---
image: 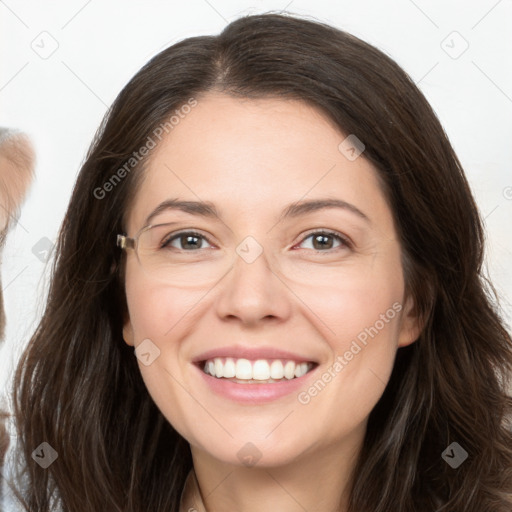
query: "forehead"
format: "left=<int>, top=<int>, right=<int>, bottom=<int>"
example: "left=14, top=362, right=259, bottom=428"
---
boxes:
left=126, top=93, right=393, bottom=234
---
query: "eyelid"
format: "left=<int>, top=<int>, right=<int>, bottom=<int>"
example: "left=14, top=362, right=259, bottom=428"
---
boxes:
left=163, top=229, right=217, bottom=249
left=161, top=227, right=353, bottom=252
left=294, top=229, right=353, bottom=250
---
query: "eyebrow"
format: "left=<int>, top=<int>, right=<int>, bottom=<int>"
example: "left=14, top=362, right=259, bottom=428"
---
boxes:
left=144, top=198, right=371, bottom=227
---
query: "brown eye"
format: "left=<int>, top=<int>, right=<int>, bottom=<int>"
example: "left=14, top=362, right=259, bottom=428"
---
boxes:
left=296, top=231, right=351, bottom=251
left=162, top=231, right=213, bottom=251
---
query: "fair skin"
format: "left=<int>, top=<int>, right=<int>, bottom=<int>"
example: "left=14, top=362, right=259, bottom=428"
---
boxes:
left=122, top=93, right=422, bottom=512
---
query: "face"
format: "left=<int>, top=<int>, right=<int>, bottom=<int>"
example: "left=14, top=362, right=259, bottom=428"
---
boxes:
left=122, top=93, right=421, bottom=468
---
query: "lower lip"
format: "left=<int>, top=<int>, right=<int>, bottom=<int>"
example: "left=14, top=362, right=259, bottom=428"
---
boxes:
left=194, top=363, right=318, bottom=404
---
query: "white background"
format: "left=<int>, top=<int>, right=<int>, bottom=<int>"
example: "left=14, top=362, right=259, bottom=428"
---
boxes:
left=1, top=0, right=511, bottom=403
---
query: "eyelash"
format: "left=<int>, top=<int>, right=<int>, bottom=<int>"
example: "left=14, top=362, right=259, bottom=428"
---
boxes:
left=162, top=229, right=352, bottom=252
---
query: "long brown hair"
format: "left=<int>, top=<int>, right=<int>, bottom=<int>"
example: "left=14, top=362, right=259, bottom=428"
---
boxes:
left=9, top=13, right=512, bottom=511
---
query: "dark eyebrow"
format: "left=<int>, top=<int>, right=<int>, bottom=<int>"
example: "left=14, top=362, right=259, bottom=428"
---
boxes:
left=145, top=199, right=220, bottom=226
left=279, top=198, right=370, bottom=224
left=144, top=197, right=370, bottom=227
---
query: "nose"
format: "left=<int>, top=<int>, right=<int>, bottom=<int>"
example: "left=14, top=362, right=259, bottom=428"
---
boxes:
left=215, top=240, right=292, bottom=327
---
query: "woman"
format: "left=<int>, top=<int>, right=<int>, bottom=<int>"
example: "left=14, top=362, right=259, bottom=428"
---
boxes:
left=8, top=12, right=512, bottom=512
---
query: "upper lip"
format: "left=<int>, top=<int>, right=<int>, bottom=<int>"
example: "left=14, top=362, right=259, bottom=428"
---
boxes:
left=192, top=345, right=318, bottom=364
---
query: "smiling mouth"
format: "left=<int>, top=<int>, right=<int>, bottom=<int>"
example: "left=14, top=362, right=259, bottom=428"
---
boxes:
left=198, top=357, right=318, bottom=384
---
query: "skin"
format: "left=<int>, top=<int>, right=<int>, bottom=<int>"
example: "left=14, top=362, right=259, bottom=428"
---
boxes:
left=122, top=93, right=422, bottom=512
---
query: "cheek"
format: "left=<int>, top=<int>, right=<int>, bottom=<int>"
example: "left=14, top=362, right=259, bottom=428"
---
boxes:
left=288, top=255, right=404, bottom=352
left=124, top=258, right=204, bottom=342
left=290, top=254, right=405, bottom=415
left=123, top=269, right=204, bottom=436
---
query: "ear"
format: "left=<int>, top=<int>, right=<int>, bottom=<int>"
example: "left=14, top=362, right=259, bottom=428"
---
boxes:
left=122, top=317, right=135, bottom=347
left=397, top=294, right=425, bottom=348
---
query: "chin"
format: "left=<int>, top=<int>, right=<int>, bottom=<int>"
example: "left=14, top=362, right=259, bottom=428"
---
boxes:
left=190, top=431, right=314, bottom=470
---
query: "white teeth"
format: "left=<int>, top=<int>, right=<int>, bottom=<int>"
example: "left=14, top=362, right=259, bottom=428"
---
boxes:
left=235, top=359, right=252, bottom=379
left=270, top=360, right=284, bottom=379
left=202, top=357, right=314, bottom=381
left=223, top=357, right=236, bottom=378
left=253, top=360, right=270, bottom=380
left=284, top=361, right=295, bottom=379
left=294, top=362, right=309, bottom=378
left=214, top=358, right=223, bottom=378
